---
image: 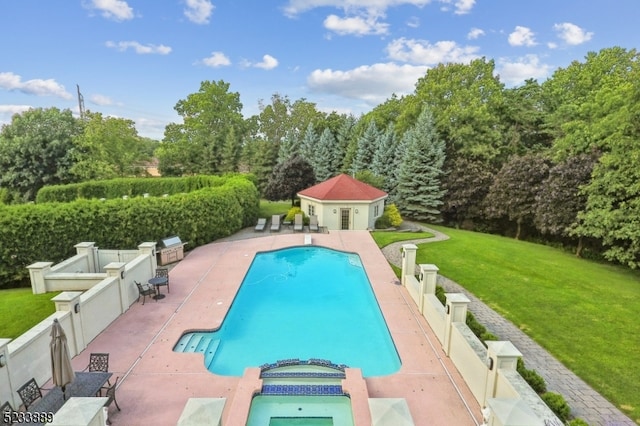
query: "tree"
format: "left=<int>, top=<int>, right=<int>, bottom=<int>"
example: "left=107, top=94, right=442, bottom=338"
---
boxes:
left=71, top=112, right=147, bottom=180
left=442, top=156, right=496, bottom=228
left=159, top=80, right=244, bottom=174
left=352, top=120, right=379, bottom=174
left=299, top=123, right=319, bottom=174
left=264, top=154, right=316, bottom=205
left=484, top=153, right=551, bottom=239
left=394, top=107, right=446, bottom=221
left=315, top=128, right=336, bottom=182
left=371, top=123, right=397, bottom=192
left=534, top=153, right=598, bottom=255
left=336, top=115, right=357, bottom=173
left=219, top=127, right=241, bottom=172
left=0, top=107, right=81, bottom=201
left=277, top=130, right=299, bottom=164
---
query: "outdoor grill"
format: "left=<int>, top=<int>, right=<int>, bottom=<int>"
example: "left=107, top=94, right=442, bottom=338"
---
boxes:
left=157, top=236, right=187, bottom=266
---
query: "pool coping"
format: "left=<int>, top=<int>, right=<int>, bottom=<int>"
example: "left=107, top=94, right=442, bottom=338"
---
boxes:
left=69, top=231, right=482, bottom=425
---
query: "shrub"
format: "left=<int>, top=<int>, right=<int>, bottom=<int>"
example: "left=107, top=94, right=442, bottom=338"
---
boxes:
left=541, top=392, right=571, bottom=422
left=435, top=285, right=447, bottom=306
left=285, top=207, right=307, bottom=224
left=375, top=203, right=403, bottom=229
left=567, top=418, right=589, bottom=426
left=517, top=358, right=548, bottom=394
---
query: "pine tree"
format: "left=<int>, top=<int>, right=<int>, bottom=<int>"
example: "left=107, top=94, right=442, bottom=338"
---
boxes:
left=219, top=127, right=240, bottom=172
left=315, top=128, right=336, bottom=181
left=277, top=129, right=299, bottom=164
left=395, top=107, right=446, bottom=221
left=299, top=123, right=318, bottom=172
left=337, top=115, right=357, bottom=173
left=371, top=123, right=396, bottom=192
left=352, top=120, right=379, bottom=174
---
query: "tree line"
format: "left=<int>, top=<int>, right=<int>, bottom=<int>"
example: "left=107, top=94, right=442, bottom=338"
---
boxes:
left=1, top=46, right=639, bottom=268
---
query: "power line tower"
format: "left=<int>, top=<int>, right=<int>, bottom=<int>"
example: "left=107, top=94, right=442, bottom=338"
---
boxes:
left=77, top=84, right=86, bottom=119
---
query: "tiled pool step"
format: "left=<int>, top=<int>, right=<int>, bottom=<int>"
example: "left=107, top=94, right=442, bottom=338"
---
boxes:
left=260, top=371, right=346, bottom=379
left=173, top=332, right=220, bottom=369
left=261, top=384, right=344, bottom=396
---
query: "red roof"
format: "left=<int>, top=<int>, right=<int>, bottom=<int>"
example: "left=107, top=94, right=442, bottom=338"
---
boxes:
left=298, top=174, right=388, bottom=201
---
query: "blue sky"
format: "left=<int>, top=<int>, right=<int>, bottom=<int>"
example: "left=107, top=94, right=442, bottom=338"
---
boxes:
left=1, top=0, right=639, bottom=140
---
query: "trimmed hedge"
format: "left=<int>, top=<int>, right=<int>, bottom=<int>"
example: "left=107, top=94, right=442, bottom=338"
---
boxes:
left=34, top=174, right=256, bottom=203
left=0, top=175, right=259, bottom=289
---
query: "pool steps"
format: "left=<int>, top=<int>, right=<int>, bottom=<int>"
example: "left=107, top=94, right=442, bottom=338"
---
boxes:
left=173, top=332, right=220, bottom=369
left=261, top=384, right=344, bottom=396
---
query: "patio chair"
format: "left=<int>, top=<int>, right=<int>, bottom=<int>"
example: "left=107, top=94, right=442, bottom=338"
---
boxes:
left=16, top=378, right=43, bottom=411
left=293, top=213, right=304, bottom=232
left=135, top=281, right=157, bottom=305
left=309, top=215, right=319, bottom=232
left=103, top=377, right=121, bottom=424
left=270, top=215, right=281, bottom=232
left=254, top=217, right=267, bottom=232
left=1, top=401, right=15, bottom=426
left=84, top=353, right=111, bottom=391
left=155, top=268, right=170, bottom=293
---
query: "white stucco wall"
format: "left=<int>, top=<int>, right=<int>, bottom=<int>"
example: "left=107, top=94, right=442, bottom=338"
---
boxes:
left=299, top=197, right=386, bottom=230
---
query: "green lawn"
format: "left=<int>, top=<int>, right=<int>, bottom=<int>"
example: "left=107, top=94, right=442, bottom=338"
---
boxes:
left=406, top=225, right=640, bottom=422
left=370, top=230, right=434, bottom=248
left=0, top=288, right=61, bottom=339
left=259, top=200, right=291, bottom=218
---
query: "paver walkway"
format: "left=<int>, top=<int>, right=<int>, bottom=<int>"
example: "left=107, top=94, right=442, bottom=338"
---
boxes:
left=380, top=223, right=635, bottom=426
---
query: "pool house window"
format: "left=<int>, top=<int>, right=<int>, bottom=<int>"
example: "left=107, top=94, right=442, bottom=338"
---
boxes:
left=308, top=204, right=315, bottom=216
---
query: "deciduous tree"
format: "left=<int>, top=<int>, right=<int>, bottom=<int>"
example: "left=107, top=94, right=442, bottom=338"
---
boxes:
left=264, top=154, right=316, bottom=205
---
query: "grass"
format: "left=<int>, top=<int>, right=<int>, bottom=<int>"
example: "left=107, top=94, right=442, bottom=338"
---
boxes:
left=259, top=200, right=291, bottom=218
left=0, top=288, right=61, bottom=339
left=370, top=230, right=434, bottom=248
left=406, top=224, right=640, bottom=423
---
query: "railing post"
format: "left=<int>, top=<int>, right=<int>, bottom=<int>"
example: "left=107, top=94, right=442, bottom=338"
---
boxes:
left=138, top=242, right=158, bottom=275
left=27, top=261, right=53, bottom=294
left=483, top=341, right=522, bottom=406
left=52, top=291, right=85, bottom=355
left=400, top=244, right=418, bottom=286
left=74, top=242, right=97, bottom=272
left=419, top=264, right=439, bottom=295
left=104, top=262, right=127, bottom=314
left=443, top=293, right=470, bottom=356
left=0, top=338, right=16, bottom=410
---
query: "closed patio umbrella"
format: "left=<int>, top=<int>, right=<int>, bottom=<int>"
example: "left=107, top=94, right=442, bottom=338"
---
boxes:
left=50, top=319, right=75, bottom=398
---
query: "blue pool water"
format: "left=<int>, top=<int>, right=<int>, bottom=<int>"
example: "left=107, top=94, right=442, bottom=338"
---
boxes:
left=174, top=246, right=401, bottom=377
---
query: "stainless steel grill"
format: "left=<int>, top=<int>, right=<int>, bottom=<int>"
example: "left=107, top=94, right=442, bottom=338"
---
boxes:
left=157, top=236, right=187, bottom=266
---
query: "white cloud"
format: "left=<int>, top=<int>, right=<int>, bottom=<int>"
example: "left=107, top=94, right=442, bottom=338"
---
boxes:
left=85, top=0, right=134, bottom=21
left=254, top=55, right=279, bottom=70
left=283, top=0, right=474, bottom=17
left=184, top=0, right=214, bottom=25
left=497, top=54, right=551, bottom=86
left=0, top=105, right=32, bottom=115
left=89, top=94, right=114, bottom=106
left=307, top=62, right=428, bottom=105
left=0, top=72, right=72, bottom=99
left=547, top=42, right=558, bottom=49
left=202, top=51, right=231, bottom=67
left=508, top=26, right=537, bottom=47
left=386, top=37, right=480, bottom=65
left=324, top=14, right=389, bottom=36
left=467, top=27, right=484, bottom=40
left=554, top=22, right=593, bottom=45
left=406, top=16, right=420, bottom=28
left=105, top=41, right=172, bottom=55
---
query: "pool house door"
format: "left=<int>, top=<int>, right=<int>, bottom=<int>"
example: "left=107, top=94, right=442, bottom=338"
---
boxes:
left=340, top=208, right=351, bottom=230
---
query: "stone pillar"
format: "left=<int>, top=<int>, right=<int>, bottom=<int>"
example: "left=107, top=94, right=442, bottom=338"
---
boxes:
left=400, top=244, right=418, bottom=286
left=74, top=242, right=97, bottom=273
left=483, top=341, right=522, bottom=406
left=138, top=242, right=157, bottom=274
left=104, top=262, right=127, bottom=314
left=52, top=291, right=85, bottom=355
left=419, top=264, right=439, bottom=295
left=0, top=338, right=16, bottom=409
left=27, top=261, right=53, bottom=294
left=443, top=293, right=470, bottom=356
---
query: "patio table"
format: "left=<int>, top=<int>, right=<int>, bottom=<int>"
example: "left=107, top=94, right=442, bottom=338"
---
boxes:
left=149, top=276, right=168, bottom=299
left=25, top=372, right=112, bottom=425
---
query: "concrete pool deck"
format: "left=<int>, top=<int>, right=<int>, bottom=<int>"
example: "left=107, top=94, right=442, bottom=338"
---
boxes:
left=70, top=230, right=482, bottom=425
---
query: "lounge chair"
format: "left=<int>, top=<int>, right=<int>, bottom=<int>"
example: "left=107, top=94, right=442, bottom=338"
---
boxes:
left=255, top=218, right=267, bottom=232
left=270, top=215, right=281, bottom=232
left=293, top=213, right=303, bottom=232
left=309, top=215, right=319, bottom=232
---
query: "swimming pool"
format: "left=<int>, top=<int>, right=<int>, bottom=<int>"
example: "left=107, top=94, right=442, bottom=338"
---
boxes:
left=174, top=246, right=401, bottom=377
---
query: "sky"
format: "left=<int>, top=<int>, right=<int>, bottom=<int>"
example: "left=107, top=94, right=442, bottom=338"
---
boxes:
left=1, top=0, right=639, bottom=140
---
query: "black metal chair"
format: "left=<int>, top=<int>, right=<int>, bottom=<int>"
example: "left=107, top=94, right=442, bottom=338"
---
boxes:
left=84, top=353, right=111, bottom=391
left=16, top=378, right=43, bottom=411
left=155, top=268, right=170, bottom=293
left=135, top=281, right=157, bottom=305
left=103, top=377, right=120, bottom=424
left=1, top=401, right=15, bottom=426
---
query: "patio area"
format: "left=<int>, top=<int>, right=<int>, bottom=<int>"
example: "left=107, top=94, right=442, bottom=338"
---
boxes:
left=69, top=230, right=482, bottom=425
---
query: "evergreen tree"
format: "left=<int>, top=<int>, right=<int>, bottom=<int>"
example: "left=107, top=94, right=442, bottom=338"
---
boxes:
left=337, top=115, right=357, bottom=173
left=352, top=120, right=379, bottom=174
left=299, top=123, right=318, bottom=173
left=394, top=107, right=446, bottom=221
left=371, top=123, right=396, bottom=192
left=277, top=129, right=299, bottom=164
left=219, top=127, right=240, bottom=172
left=315, top=128, right=336, bottom=181
left=388, top=127, right=410, bottom=202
